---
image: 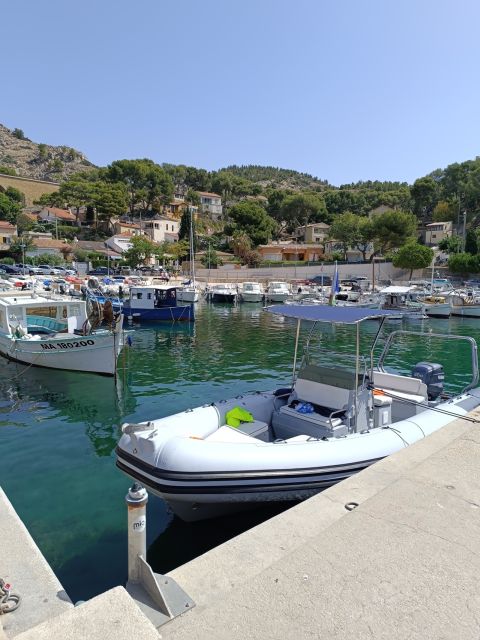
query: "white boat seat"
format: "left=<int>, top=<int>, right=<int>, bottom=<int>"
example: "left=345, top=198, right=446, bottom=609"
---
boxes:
left=373, top=394, right=393, bottom=407
left=372, top=371, right=427, bottom=405
left=292, top=364, right=362, bottom=411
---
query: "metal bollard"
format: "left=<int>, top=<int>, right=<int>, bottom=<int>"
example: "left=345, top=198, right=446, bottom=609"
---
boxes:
left=126, top=482, right=148, bottom=583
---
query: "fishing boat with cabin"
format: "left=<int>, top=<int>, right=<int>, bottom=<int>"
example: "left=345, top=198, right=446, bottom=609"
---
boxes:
left=116, top=305, right=480, bottom=521
left=123, top=285, right=194, bottom=322
left=0, top=290, right=123, bottom=375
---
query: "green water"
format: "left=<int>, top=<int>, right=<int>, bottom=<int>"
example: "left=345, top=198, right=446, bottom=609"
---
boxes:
left=0, top=303, right=478, bottom=602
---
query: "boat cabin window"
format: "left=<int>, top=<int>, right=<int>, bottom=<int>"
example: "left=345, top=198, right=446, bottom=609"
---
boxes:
left=135, top=292, right=143, bottom=300
left=154, top=288, right=176, bottom=307
left=26, top=306, right=59, bottom=318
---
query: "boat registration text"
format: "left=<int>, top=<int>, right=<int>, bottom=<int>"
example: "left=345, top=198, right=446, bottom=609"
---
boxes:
left=41, top=339, right=95, bottom=350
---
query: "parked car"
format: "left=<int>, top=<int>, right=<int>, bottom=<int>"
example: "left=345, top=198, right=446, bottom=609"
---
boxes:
left=0, top=264, right=22, bottom=274
left=36, top=264, right=63, bottom=275
left=55, top=266, right=77, bottom=276
left=88, top=267, right=109, bottom=276
left=307, top=274, right=333, bottom=287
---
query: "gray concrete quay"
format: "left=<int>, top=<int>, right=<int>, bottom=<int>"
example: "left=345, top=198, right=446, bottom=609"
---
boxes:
left=2, top=409, right=480, bottom=638
left=0, top=487, right=72, bottom=638
left=163, top=410, right=480, bottom=639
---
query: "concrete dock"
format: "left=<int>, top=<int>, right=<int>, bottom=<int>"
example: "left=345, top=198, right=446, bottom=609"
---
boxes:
left=164, top=410, right=480, bottom=639
left=2, top=410, right=480, bottom=638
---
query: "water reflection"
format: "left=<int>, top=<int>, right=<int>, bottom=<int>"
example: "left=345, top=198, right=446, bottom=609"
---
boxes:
left=0, top=304, right=479, bottom=604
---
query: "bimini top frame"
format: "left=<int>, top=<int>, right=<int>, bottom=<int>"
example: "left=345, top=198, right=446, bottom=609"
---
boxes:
left=265, top=305, right=400, bottom=324
left=265, top=306, right=401, bottom=425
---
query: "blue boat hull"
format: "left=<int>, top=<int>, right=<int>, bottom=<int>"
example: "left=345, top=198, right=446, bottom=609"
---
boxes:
left=123, top=304, right=195, bottom=323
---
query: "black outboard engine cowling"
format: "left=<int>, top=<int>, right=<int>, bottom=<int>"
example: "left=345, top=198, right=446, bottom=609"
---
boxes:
left=411, top=362, right=444, bottom=400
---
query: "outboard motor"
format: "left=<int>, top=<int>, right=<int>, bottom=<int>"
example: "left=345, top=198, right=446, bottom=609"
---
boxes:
left=411, top=362, right=444, bottom=400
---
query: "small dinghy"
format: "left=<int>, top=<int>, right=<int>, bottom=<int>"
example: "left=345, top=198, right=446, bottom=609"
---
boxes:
left=116, top=305, right=480, bottom=521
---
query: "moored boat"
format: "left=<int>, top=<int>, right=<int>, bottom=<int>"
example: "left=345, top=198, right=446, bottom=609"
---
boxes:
left=123, top=285, right=194, bottom=322
left=116, top=305, right=480, bottom=521
left=265, top=281, right=291, bottom=303
left=207, top=284, right=238, bottom=304
left=449, top=293, right=480, bottom=318
left=240, top=282, right=264, bottom=303
left=421, top=295, right=452, bottom=318
left=0, top=290, right=123, bottom=375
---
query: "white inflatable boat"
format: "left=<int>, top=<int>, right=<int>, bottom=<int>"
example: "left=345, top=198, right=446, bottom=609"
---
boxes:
left=116, top=306, right=480, bottom=521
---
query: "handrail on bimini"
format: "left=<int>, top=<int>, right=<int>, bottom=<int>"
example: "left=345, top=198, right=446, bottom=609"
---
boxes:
left=377, top=330, right=479, bottom=393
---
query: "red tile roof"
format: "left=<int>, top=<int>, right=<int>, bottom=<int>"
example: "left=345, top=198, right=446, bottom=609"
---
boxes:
left=0, top=221, right=16, bottom=230
left=198, top=191, right=221, bottom=198
left=43, top=207, right=76, bottom=221
left=32, top=238, right=71, bottom=249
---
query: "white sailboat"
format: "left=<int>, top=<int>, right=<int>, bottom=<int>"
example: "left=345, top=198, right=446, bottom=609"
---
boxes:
left=176, top=207, right=200, bottom=303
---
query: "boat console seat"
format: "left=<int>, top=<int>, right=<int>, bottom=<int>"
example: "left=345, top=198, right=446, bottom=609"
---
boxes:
left=272, top=365, right=363, bottom=439
left=372, top=371, right=427, bottom=404
left=291, top=364, right=363, bottom=408
left=372, top=371, right=428, bottom=420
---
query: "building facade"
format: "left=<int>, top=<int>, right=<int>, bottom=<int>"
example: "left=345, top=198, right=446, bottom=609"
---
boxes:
left=198, top=192, right=223, bottom=219
left=142, top=216, right=179, bottom=243
left=424, top=221, right=453, bottom=246
left=0, top=221, right=17, bottom=250
left=293, top=222, right=330, bottom=243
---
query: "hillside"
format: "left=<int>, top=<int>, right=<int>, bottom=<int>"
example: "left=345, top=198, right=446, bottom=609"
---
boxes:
left=221, top=164, right=330, bottom=191
left=0, top=124, right=95, bottom=182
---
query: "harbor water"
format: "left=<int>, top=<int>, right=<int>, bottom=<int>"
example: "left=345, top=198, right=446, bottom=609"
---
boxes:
left=0, top=302, right=477, bottom=602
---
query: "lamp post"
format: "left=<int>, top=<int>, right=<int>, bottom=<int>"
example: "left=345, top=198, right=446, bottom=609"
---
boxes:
left=20, top=242, right=26, bottom=275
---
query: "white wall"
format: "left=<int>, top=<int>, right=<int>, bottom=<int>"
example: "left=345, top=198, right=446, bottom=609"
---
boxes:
left=195, top=262, right=418, bottom=283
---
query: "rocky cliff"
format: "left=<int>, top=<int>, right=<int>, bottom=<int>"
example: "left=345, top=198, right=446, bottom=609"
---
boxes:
left=0, top=124, right=95, bottom=182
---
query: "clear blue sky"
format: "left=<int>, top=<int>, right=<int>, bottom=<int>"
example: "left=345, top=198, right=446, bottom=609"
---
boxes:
left=2, top=0, right=480, bottom=185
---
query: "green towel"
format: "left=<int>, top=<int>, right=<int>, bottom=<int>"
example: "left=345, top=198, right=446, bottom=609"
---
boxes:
left=225, top=406, right=254, bottom=428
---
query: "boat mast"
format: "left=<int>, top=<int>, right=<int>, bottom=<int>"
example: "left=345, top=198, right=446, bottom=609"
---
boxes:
left=189, top=206, right=196, bottom=288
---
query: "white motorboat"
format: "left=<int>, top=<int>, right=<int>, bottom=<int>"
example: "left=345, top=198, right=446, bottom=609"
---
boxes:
left=449, top=293, right=480, bottom=318
left=116, top=305, right=480, bottom=521
left=176, top=284, right=200, bottom=303
left=207, top=284, right=238, bottom=304
left=265, top=281, right=291, bottom=303
left=0, top=290, right=124, bottom=375
left=240, top=282, right=264, bottom=303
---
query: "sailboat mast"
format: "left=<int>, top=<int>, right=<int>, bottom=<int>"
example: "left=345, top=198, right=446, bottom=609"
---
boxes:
left=189, top=206, right=196, bottom=286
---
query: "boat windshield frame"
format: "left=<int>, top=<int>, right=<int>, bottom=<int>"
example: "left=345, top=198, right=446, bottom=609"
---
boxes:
left=378, top=330, right=479, bottom=393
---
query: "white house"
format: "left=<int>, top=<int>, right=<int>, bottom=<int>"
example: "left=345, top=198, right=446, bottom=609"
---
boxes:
left=424, top=221, right=453, bottom=247
left=198, top=192, right=223, bottom=219
left=142, top=216, right=179, bottom=243
left=26, top=238, right=72, bottom=258
left=105, top=233, right=135, bottom=254
left=293, top=222, right=330, bottom=243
